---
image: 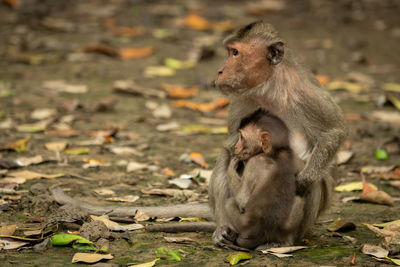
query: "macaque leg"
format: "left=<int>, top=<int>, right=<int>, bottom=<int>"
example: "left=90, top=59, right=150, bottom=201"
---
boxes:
left=224, top=198, right=265, bottom=249
left=209, top=148, right=237, bottom=247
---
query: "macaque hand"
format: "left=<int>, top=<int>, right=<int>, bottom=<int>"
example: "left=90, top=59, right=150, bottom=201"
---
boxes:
left=295, top=170, right=314, bottom=196
left=213, top=225, right=237, bottom=247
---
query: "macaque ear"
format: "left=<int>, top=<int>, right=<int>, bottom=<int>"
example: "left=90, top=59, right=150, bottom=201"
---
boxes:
left=260, top=131, right=272, bottom=153
left=267, top=41, right=284, bottom=65
left=235, top=132, right=244, bottom=154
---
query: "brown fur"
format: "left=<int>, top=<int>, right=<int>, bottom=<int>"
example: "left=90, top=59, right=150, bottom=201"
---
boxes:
left=210, top=21, right=347, bottom=248
left=224, top=111, right=303, bottom=249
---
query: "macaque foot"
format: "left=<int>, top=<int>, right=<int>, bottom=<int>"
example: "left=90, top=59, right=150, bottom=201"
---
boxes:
left=255, top=242, right=291, bottom=251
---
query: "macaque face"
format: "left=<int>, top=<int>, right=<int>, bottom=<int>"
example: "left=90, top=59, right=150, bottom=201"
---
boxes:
left=216, top=39, right=272, bottom=94
left=234, top=124, right=264, bottom=161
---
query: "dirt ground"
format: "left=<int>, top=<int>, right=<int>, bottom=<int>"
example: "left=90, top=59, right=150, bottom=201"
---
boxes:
left=0, top=0, right=400, bottom=266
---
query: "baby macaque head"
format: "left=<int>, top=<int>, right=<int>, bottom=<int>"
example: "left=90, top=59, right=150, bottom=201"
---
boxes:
left=234, top=123, right=272, bottom=161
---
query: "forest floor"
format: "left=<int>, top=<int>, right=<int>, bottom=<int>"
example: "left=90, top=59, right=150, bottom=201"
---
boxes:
left=0, top=0, right=400, bottom=266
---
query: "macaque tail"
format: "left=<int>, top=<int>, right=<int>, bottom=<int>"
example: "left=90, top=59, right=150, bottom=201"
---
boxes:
left=51, top=187, right=213, bottom=220
left=146, top=222, right=216, bottom=233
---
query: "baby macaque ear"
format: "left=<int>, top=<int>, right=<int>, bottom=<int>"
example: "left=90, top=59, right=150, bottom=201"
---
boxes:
left=235, top=131, right=244, bottom=154
left=267, top=41, right=284, bottom=65
left=260, top=131, right=271, bottom=153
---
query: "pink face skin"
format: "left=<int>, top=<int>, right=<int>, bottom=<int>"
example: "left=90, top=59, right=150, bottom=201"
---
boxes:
left=216, top=39, right=273, bottom=94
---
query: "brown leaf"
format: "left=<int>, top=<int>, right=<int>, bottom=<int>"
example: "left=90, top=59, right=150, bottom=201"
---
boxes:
left=164, top=236, right=196, bottom=244
left=189, top=152, right=209, bottom=168
left=0, top=136, right=30, bottom=152
left=46, top=129, right=79, bottom=137
left=111, top=26, right=145, bottom=37
left=360, top=244, right=388, bottom=259
left=0, top=225, right=17, bottom=235
left=45, top=141, right=68, bottom=151
left=71, top=253, right=113, bottom=264
left=360, top=191, right=394, bottom=206
left=118, top=47, right=154, bottom=60
left=327, top=217, right=356, bottom=232
left=4, top=0, right=20, bottom=9
left=83, top=44, right=119, bottom=57
left=371, top=168, right=400, bottom=180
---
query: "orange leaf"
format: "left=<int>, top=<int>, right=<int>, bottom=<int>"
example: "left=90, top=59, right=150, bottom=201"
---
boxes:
left=159, top=84, right=198, bottom=99
left=184, top=12, right=211, bottom=30
left=162, top=168, right=175, bottom=177
left=315, top=74, right=329, bottom=85
left=189, top=153, right=209, bottom=168
left=344, top=113, right=363, bottom=121
left=361, top=172, right=377, bottom=195
left=111, top=26, right=145, bottom=37
left=118, top=47, right=154, bottom=59
left=171, top=97, right=229, bottom=112
left=4, top=0, right=20, bottom=8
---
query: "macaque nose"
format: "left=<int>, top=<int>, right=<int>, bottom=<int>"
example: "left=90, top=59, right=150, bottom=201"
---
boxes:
left=218, top=70, right=223, bottom=75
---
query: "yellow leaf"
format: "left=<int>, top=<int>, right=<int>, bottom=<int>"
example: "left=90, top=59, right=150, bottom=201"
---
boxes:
left=64, top=147, right=90, bottom=155
left=119, top=47, right=154, bottom=59
left=383, top=83, right=400, bottom=93
left=2, top=136, right=30, bottom=152
left=9, top=170, right=64, bottom=180
left=171, top=98, right=229, bottom=112
left=164, top=58, right=196, bottom=69
left=326, top=81, right=367, bottom=93
left=129, top=259, right=159, bottom=267
left=335, top=181, right=377, bottom=192
left=388, top=257, right=400, bottom=266
left=388, top=95, right=400, bottom=110
left=179, top=217, right=206, bottom=222
left=144, top=66, right=176, bottom=77
left=372, top=219, right=400, bottom=228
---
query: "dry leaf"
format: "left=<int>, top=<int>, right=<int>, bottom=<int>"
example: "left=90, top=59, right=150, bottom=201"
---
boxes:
left=15, top=155, right=44, bottom=167
left=94, top=188, right=115, bottom=196
left=164, top=58, right=196, bottom=69
left=46, top=129, right=79, bottom=137
left=1, top=136, right=30, bottom=152
left=389, top=181, right=400, bottom=189
left=169, top=177, right=192, bottom=189
left=361, top=172, right=377, bottom=195
left=326, top=81, right=367, bottom=93
left=164, top=237, right=195, bottom=243
left=9, top=170, right=64, bottom=180
left=315, top=74, right=329, bottom=85
left=360, top=191, right=394, bottom=206
left=113, top=80, right=166, bottom=98
left=362, top=166, right=396, bottom=174
left=171, top=98, right=229, bottom=112
left=71, top=253, right=113, bottom=263
left=141, top=188, right=198, bottom=199
left=370, top=111, right=400, bottom=124
left=44, top=141, right=68, bottom=151
left=144, top=66, right=176, bottom=77
left=247, top=0, right=286, bottom=15
left=42, top=80, right=88, bottom=94
left=108, top=146, right=143, bottom=156
left=127, top=259, right=159, bottom=267
left=383, top=83, right=400, bottom=93
left=361, top=244, right=388, bottom=258
left=189, top=152, right=209, bottom=168
left=327, top=217, right=356, bottom=232
left=64, top=147, right=90, bottom=155
left=108, top=223, right=144, bottom=232
left=31, top=108, right=57, bottom=120
left=162, top=168, right=175, bottom=177
left=83, top=44, right=119, bottom=57
left=90, top=215, right=120, bottom=227
left=111, top=26, right=145, bottom=37
left=371, top=169, right=400, bottom=180
left=335, top=181, right=377, bottom=192
left=134, top=210, right=150, bottom=222
left=261, top=246, right=307, bottom=257
left=119, top=47, right=154, bottom=59
left=156, top=121, right=180, bottom=132
left=0, top=237, right=28, bottom=250
left=184, top=12, right=211, bottom=30
left=159, top=84, right=198, bottom=99
left=106, top=195, right=139, bottom=203
left=153, top=104, right=172, bottom=119
left=0, top=225, right=17, bottom=235
left=3, top=0, right=20, bottom=9
left=337, top=150, right=354, bottom=165
left=126, top=161, right=148, bottom=172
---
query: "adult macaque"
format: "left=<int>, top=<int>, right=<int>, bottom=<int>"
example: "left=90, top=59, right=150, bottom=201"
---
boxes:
left=51, top=21, right=346, bottom=250
left=225, top=110, right=304, bottom=249
left=210, top=21, right=346, bottom=247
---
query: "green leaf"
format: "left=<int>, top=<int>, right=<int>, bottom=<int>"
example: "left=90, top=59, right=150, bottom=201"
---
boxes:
left=225, top=252, right=252, bottom=265
left=72, top=243, right=97, bottom=251
left=17, top=124, right=46, bottom=133
left=51, top=233, right=92, bottom=246
left=0, top=89, right=15, bottom=98
left=155, top=247, right=182, bottom=261
left=375, top=149, right=389, bottom=160
left=164, top=58, right=196, bottom=70
left=64, top=147, right=90, bottom=155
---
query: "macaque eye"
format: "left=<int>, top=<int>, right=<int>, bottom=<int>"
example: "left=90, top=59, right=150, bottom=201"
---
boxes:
left=232, top=48, right=239, bottom=56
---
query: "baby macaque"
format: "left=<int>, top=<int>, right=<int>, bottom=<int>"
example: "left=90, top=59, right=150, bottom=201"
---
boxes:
left=225, top=110, right=304, bottom=249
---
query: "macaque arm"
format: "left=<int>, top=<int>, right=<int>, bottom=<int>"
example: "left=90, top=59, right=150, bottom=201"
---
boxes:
left=226, top=157, right=243, bottom=193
